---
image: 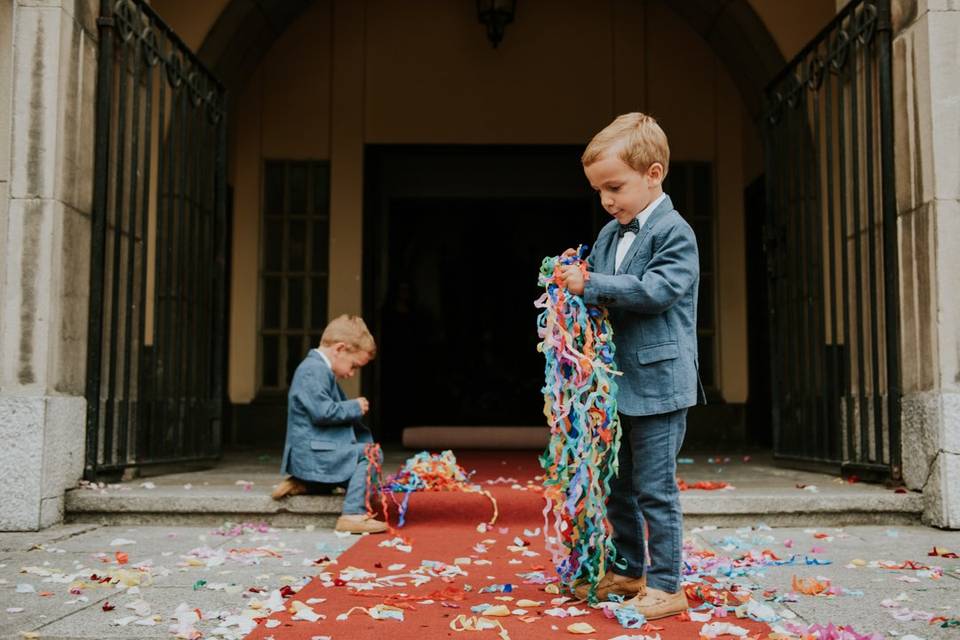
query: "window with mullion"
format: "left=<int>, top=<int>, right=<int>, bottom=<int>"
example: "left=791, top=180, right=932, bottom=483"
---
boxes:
left=664, top=162, right=717, bottom=392
left=260, top=160, right=330, bottom=392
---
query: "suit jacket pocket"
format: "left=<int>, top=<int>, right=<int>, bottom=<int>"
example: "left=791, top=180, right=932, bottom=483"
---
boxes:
left=310, top=439, right=338, bottom=451
left=634, top=341, right=678, bottom=399
left=636, top=341, right=679, bottom=364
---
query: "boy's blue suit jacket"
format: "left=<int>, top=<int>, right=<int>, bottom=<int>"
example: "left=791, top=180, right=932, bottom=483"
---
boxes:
left=584, top=194, right=708, bottom=416
left=279, top=350, right=372, bottom=483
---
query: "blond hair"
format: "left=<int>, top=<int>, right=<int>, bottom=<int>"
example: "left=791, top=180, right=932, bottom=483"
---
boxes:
left=581, top=112, right=670, bottom=176
left=320, top=314, right=377, bottom=356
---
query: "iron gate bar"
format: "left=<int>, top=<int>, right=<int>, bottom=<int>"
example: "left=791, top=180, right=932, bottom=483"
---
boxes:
left=877, top=1, right=902, bottom=477
left=135, top=47, right=154, bottom=465
left=85, top=0, right=227, bottom=479
left=84, top=0, right=115, bottom=477
left=762, top=0, right=900, bottom=477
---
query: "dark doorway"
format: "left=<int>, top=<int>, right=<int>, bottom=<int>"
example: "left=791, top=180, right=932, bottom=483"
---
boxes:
left=744, top=176, right=772, bottom=447
left=364, top=146, right=598, bottom=443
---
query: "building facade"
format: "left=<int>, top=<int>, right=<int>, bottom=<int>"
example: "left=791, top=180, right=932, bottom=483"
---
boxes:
left=0, top=0, right=957, bottom=530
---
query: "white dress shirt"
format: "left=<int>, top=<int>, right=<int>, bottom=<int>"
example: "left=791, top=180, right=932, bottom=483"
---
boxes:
left=314, top=347, right=332, bottom=370
left=615, top=192, right=667, bottom=272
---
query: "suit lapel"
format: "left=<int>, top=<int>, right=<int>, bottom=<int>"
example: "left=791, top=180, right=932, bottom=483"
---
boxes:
left=615, top=195, right=674, bottom=275
left=597, top=227, right=619, bottom=274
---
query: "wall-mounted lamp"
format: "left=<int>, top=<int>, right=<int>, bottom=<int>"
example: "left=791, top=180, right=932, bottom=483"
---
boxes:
left=476, top=0, right=517, bottom=49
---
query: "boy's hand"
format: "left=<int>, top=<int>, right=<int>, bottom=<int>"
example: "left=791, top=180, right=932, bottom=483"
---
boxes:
left=561, top=247, right=578, bottom=259
left=356, top=397, right=370, bottom=415
left=561, top=264, right=585, bottom=295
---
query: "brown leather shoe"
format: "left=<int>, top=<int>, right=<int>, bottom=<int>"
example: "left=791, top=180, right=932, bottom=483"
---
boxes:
left=572, top=570, right=646, bottom=602
left=622, top=586, right=689, bottom=620
left=271, top=477, right=308, bottom=500
left=335, top=514, right=389, bottom=534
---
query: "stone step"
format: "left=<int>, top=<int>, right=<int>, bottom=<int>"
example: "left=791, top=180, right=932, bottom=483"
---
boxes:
left=65, top=486, right=924, bottom=528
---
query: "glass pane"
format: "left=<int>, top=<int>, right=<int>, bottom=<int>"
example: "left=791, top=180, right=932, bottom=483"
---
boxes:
left=289, top=164, right=308, bottom=214
left=309, top=334, right=322, bottom=350
left=262, top=335, right=279, bottom=387
left=288, top=277, right=304, bottom=329
left=264, top=219, right=283, bottom=272
left=263, top=277, right=281, bottom=329
left=288, top=220, right=306, bottom=271
left=311, top=219, right=328, bottom=273
left=286, top=335, right=304, bottom=385
left=311, top=277, right=327, bottom=330
left=264, top=162, right=285, bottom=215
left=698, top=335, right=715, bottom=388
left=692, top=218, right=713, bottom=270
left=312, top=163, right=329, bottom=215
left=693, top=164, right=712, bottom=217
left=698, top=274, right=714, bottom=329
left=667, top=165, right=687, bottom=214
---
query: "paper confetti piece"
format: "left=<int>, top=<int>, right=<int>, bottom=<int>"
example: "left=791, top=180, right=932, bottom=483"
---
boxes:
left=567, top=622, right=595, bottom=634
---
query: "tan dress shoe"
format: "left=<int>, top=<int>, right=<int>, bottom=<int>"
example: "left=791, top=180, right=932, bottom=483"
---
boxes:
left=622, top=586, right=689, bottom=620
left=271, top=477, right=308, bottom=500
left=335, top=514, right=389, bottom=534
left=573, top=570, right=646, bottom=601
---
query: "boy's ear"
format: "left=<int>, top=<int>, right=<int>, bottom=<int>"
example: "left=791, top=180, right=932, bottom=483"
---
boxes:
left=646, top=162, right=665, bottom=185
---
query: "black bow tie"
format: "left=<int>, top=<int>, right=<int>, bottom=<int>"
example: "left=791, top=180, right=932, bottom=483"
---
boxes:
left=618, top=218, right=640, bottom=238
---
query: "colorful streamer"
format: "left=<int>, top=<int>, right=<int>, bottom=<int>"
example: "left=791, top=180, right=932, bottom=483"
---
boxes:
left=365, top=446, right=499, bottom=532
left=535, top=245, right=623, bottom=603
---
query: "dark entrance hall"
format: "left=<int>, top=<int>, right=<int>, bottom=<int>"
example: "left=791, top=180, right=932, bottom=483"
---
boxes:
left=363, top=146, right=597, bottom=442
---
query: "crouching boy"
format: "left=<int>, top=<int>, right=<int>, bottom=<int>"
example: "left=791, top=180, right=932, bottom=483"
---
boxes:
left=272, top=314, right=388, bottom=534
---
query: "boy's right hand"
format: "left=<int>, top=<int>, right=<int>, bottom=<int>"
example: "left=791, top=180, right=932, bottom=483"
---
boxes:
left=356, top=397, right=370, bottom=415
left=561, top=248, right=578, bottom=259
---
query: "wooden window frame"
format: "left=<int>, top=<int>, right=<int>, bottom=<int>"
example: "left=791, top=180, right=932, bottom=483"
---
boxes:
left=257, top=160, right=330, bottom=396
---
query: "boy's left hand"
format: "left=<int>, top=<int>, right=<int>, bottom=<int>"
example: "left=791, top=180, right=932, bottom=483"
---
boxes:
left=560, top=264, right=585, bottom=295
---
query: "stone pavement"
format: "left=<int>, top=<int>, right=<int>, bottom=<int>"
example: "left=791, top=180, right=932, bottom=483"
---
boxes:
left=0, top=521, right=957, bottom=639
left=64, top=450, right=924, bottom=528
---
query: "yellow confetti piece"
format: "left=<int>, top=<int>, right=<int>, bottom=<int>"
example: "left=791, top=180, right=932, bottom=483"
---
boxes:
left=482, top=605, right=512, bottom=616
left=567, top=622, right=595, bottom=634
left=494, top=596, right=514, bottom=602
left=450, top=615, right=512, bottom=640
left=545, top=584, right=560, bottom=594
left=516, top=599, right=544, bottom=607
left=851, top=558, right=866, bottom=566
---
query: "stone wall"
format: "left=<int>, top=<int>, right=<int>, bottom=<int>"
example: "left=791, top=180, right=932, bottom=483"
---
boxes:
left=0, top=0, right=96, bottom=530
left=893, top=0, right=960, bottom=528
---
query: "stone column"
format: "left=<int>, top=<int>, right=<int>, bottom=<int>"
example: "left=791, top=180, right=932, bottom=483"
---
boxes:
left=0, top=0, right=97, bottom=530
left=893, top=0, right=960, bottom=528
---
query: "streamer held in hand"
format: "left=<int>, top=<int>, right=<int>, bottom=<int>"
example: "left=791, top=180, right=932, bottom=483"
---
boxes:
left=535, top=244, right=623, bottom=603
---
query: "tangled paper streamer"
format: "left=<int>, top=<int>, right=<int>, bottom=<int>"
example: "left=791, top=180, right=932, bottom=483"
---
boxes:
left=365, top=446, right=499, bottom=531
left=535, top=245, right=623, bottom=603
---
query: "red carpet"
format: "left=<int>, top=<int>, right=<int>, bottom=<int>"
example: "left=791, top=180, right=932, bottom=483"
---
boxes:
left=245, top=450, right=771, bottom=639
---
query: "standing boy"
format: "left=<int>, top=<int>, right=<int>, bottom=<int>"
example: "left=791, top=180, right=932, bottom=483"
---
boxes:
left=272, top=314, right=388, bottom=534
left=561, top=113, right=705, bottom=618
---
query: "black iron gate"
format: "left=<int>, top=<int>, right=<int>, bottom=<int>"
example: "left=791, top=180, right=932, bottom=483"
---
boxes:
left=761, top=0, right=901, bottom=479
left=85, top=0, right=227, bottom=479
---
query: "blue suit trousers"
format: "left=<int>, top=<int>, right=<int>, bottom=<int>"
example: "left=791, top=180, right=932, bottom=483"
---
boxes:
left=606, top=409, right=688, bottom=593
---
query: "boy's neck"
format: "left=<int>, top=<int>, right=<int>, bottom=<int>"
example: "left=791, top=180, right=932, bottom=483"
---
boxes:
left=640, top=187, right=665, bottom=212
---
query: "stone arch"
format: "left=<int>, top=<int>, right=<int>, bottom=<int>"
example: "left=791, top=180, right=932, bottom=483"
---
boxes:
left=197, top=0, right=784, bottom=118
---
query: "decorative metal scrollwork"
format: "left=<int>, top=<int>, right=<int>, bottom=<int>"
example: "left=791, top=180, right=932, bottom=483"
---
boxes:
left=188, top=72, right=204, bottom=107
left=107, top=0, right=224, bottom=117
left=786, top=73, right=804, bottom=109
left=165, top=51, right=183, bottom=89
left=856, top=4, right=877, bottom=45
left=767, top=91, right=784, bottom=126
left=829, top=30, right=851, bottom=73
left=141, top=25, right=160, bottom=66
left=807, top=56, right=825, bottom=91
left=114, top=0, right=138, bottom=43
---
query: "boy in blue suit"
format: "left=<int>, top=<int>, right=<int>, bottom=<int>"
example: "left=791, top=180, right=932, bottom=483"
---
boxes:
left=562, top=113, right=705, bottom=618
left=272, top=315, right=388, bottom=534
